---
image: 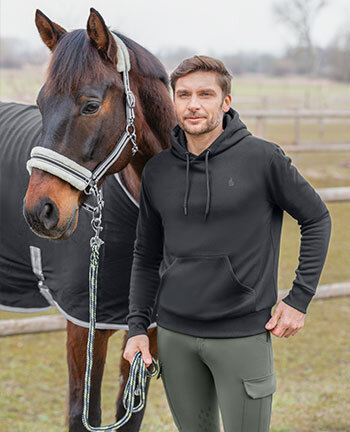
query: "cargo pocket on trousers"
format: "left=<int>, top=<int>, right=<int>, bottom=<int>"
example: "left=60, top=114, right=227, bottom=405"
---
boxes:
left=242, top=372, right=276, bottom=432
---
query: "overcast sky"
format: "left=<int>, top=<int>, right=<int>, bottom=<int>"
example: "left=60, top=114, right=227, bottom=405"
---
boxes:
left=1, top=0, right=349, bottom=56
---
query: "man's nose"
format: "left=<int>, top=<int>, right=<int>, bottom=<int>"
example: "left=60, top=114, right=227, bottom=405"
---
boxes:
left=187, top=96, right=201, bottom=111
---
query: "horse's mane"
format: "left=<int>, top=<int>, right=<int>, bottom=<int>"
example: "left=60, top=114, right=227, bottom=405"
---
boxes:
left=113, top=31, right=169, bottom=88
left=45, top=29, right=169, bottom=94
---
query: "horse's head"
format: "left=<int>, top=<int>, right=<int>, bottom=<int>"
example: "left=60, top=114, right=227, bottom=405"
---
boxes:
left=24, top=9, right=140, bottom=240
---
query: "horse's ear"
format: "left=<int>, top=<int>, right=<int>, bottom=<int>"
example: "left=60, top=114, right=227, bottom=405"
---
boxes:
left=35, top=9, right=67, bottom=51
left=87, top=8, right=118, bottom=66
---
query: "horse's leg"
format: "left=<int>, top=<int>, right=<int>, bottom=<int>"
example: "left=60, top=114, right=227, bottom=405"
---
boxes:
left=115, top=327, right=158, bottom=431
left=66, top=321, right=115, bottom=432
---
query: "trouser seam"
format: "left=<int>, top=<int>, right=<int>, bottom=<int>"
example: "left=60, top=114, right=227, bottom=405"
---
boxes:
left=160, top=365, right=184, bottom=431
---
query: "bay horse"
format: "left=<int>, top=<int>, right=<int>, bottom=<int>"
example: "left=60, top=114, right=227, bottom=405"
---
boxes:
left=4, top=7, right=176, bottom=431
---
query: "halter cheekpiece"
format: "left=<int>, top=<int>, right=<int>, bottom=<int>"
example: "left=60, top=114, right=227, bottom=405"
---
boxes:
left=26, top=32, right=138, bottom=205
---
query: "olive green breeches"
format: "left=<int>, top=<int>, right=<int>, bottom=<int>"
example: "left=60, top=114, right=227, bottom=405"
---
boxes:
left=157, top=325, right=276, bottom=432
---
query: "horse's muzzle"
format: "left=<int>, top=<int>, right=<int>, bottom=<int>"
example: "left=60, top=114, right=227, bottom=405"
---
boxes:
left=23, top=197, right=77, bottom=240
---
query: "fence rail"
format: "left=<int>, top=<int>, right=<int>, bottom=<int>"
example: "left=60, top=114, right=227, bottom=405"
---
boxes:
left=1, top=281, right=350, bottom=336
left=284, top=143, right=350, bottom=152
left=240, top=109, right=350, bottom=145
left=233, top=95, right=350, bottom=110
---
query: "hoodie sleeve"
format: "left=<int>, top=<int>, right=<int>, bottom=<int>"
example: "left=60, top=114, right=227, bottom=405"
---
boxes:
left=266, top=144, right=332, bottom=314
left=126, top=167, right=164, bottom=339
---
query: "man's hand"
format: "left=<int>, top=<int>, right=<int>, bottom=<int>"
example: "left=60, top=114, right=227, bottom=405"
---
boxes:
left=123, top=334, right=153, bottom=367
left=265, top=300, right=305, bottom=338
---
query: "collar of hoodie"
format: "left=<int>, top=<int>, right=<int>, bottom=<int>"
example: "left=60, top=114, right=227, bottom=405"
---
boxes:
left=170, top=108, right=251, bottom=220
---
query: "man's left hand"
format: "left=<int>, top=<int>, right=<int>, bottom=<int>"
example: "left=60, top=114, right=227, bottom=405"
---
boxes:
left=265, top=300, right=305, bottom=338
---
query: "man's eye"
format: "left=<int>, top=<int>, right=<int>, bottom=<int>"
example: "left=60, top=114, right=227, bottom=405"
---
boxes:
left=81, top=101, right=101, bottom=115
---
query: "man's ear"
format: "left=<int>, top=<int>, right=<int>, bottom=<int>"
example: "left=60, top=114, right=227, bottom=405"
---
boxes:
left=222, top=94, right=232, bottom=112
left=86, top=8, right=118, bottom=66
left=35, top=9, right=67, bottom=51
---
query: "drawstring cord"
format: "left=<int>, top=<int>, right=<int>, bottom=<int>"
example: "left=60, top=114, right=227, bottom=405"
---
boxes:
left=204, top=149, right=211, bottom=219
left=183, top=152, right=191, bottom=216
left=183, top=149, right=211, bottom=219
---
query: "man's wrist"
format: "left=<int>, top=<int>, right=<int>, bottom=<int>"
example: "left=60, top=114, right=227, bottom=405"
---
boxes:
left=126, top=321, right=149, bottom=340
left=281, top=285, right=314, bottom=314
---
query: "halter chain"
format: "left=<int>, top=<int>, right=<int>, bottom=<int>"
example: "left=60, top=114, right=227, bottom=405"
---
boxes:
left=82, top=185, right=159, bottom=432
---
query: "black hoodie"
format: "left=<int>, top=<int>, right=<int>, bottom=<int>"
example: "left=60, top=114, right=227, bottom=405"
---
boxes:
left=126, top=108, right=332, bottom=339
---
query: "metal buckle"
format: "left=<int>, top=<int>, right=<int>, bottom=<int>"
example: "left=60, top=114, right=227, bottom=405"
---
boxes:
left=126, top=90, right=135, bottom=108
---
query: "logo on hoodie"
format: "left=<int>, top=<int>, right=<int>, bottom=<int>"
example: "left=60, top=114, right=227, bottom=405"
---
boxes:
left=228, top=177, right=235, bottom=187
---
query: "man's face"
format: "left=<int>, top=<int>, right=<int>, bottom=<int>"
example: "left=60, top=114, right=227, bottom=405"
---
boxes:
left=173, top=71, right=231, bottom=136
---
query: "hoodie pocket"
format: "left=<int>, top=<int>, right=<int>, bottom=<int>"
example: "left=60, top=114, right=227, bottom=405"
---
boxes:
left=158, top=255, right=256, bottom=321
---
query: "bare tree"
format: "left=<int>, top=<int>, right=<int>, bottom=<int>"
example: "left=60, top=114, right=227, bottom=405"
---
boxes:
left=325, top=27, right=350, bottom=82
left=272, top=0, right=328, bottom=75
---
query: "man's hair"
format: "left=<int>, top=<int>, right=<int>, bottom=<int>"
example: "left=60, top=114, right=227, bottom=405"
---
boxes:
left=170, top=55, right=233, bottom=97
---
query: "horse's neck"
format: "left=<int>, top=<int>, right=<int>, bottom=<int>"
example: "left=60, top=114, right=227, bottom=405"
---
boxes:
left=118, top=75, right=176, bottom=204
left=117, top=128, right=166, bottom=204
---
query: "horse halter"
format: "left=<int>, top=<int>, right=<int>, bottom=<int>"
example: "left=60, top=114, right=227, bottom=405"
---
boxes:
left=26, top=33, right=138, bottom=206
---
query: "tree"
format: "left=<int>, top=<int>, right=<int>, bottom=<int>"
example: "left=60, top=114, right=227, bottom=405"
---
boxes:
left=272, top=0, right=328, bottom=76
left=325, top=27, right=350, bottom=82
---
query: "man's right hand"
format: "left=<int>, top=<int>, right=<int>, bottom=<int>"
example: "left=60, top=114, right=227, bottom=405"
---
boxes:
left=123, top=334, right=153, bottom=367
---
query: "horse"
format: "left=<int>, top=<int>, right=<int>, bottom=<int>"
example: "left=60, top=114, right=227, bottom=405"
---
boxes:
left=0, top=8, right=176, bottom=431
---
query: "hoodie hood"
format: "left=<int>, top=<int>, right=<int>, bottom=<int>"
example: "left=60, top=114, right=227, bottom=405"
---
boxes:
left=170, top=107, right=251, bottom=219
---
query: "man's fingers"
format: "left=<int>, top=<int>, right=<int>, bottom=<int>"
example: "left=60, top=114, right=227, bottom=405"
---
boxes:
left=123, top=348, right=136, bottom=364
left=123, top=334, right=151, bottom=365
left=282, top=327, right=294, bottom=338
left=265, top=306, right=282, bottom=330
left=271, top=323, right=285, bottom=337
left=140, top=346, right=152, bottom=367
left=271, top=321, right=301, bottom=338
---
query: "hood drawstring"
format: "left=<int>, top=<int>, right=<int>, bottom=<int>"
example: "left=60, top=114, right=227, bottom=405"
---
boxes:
left=183, top=151, right=191, bottom=216
left=204, top=149, right=211, bottom=219
left=183, top=149, right=211, bottom=219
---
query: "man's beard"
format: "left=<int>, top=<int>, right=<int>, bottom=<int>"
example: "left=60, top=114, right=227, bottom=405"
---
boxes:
left=179, top=110, right=223, bottom=136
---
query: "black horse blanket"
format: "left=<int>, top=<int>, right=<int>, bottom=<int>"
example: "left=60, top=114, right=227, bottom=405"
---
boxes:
left=0, top=102, right=156, bottom=329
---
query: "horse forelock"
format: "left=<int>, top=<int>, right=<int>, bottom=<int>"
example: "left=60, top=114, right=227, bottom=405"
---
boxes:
left=44, top=30, right=118, bottom=95
left=44, top=29, right=169, bottom=96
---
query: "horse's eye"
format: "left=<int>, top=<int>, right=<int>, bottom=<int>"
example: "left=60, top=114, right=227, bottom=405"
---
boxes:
left=81, top=102, right=101, bottom=115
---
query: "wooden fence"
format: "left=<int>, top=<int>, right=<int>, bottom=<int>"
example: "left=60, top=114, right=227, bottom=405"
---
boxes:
left=1, top=184, right=350, bottom=337
left=1, top=281, right=350, bottom=336
left=240, top=110, right=350, bottom=146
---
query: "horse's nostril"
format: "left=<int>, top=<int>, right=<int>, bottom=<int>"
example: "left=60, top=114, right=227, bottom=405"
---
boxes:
left=39, top=200, right=59, bottom=230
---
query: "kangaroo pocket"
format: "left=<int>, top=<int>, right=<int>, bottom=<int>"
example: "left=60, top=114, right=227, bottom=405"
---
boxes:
left=158, top=255, right=256, bottom=321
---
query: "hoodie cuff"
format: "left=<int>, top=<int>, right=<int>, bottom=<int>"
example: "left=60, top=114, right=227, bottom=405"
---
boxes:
left=126, top=320, right=149, bottom=340
left=281, top=286, right=315, bottom=314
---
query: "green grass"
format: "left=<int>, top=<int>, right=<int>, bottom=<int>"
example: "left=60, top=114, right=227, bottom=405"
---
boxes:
left=231, top=75, right=350, bottom=110
left=1, top=297, right=350, bottom=431
left=0, top=67, right=45, bottom=104
left=244, top=120, right=350, bottom=146
left=1, top=200, right=349, bottom=431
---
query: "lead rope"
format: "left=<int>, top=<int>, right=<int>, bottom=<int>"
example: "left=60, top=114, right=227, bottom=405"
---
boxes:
left=82, top=184, right=159, bottom=431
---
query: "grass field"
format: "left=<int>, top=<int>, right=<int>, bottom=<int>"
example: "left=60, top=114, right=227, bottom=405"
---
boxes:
left=0, top=68, right=350, bottom=431
left=1, top=295, right=350, bottom=431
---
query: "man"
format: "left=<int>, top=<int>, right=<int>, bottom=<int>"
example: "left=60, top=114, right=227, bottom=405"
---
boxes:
left=123, top=56, right=332, bottom=431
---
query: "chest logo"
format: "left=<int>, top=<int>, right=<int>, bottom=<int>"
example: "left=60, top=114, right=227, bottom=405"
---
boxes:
left=228, top=177, right=235, bottom=187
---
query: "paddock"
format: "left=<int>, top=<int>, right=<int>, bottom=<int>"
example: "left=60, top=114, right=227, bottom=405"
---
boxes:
left=1, top=71, right=349, bottom=431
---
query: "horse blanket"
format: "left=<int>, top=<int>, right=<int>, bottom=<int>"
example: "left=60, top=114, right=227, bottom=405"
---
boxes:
left=0, top=102, right=157, bottom=329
